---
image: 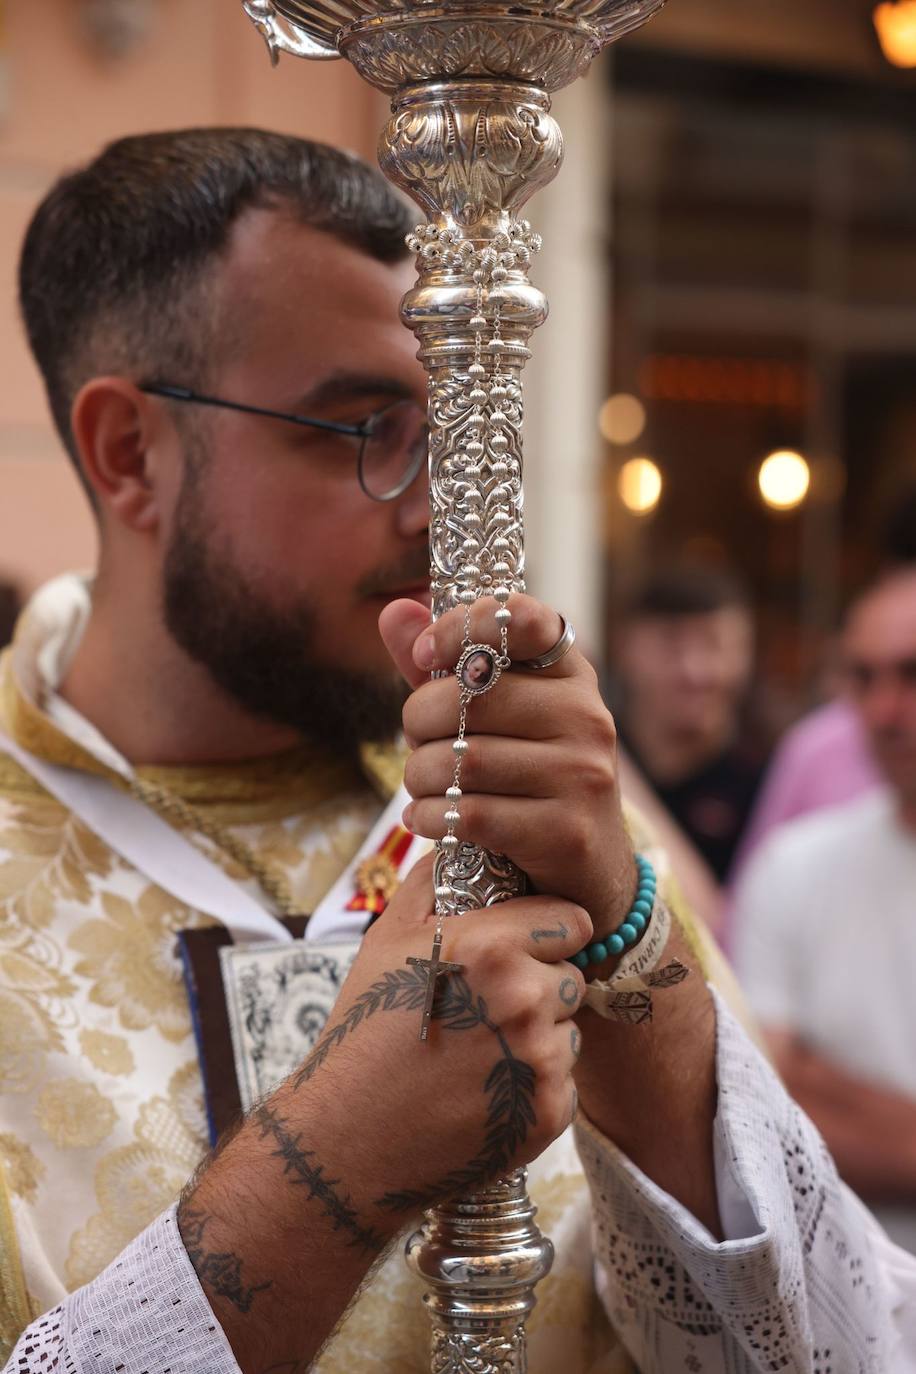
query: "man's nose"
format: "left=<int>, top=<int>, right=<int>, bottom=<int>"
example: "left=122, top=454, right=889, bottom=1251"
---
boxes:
left=679, top=649, right=715, bottom=690
left=394, top=460, right=430, bottom=539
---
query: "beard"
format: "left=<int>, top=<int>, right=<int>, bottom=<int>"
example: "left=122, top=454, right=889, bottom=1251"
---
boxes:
left=162, top=473, right=409, bottom=759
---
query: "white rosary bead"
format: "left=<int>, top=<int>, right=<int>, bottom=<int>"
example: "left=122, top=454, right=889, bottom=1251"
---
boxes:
left=453, top=738, right=469, bottom=756
left=441, top=833, right=460, bottom=852
left=495, top=607, right=513, bottom=626
left=444, top=809, right=461, bottom=826
left=446, top=785, right=462, bottom=801
left=494, top=586, right=511, bottom=603
left=459, top=588, right=477, bottom=605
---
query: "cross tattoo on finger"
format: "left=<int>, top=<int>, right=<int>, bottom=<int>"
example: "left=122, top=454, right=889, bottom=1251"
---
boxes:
left=406, top=923, right=464, bottom=1041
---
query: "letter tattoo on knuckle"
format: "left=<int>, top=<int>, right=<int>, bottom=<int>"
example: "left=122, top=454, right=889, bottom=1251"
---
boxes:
left=530, top=922, right=569, bottom=943
left=558, top=976, right=580, bottom=1008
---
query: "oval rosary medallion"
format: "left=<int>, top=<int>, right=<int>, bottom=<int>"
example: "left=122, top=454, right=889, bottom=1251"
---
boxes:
left=456, top=643, right=502, bottom=696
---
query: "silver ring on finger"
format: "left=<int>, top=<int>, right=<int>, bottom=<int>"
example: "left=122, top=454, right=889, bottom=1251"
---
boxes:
left=517, top=616, right=576, bottom=672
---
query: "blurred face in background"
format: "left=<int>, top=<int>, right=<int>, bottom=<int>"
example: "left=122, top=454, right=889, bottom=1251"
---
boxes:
left=617, top=605, right=754, bottom=750
left=843, top=569, right=916, bottom=806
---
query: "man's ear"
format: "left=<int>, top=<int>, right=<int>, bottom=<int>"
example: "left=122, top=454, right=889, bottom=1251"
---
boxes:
left=70, top=378, right=168, bottom=532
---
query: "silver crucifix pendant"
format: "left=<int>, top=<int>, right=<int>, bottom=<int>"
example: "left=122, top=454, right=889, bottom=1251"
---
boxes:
left=406, top=926, right=463, bottom=1042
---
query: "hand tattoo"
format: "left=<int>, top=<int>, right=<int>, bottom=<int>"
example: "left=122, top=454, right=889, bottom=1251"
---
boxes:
left=530, top=923, right=569, bottom=943
left=293, top=966, right=443, bottom=1091
left=178, top=1205, right=271, bottom=1312
left=290, top=966, right=539, bottom=1216
left=372, top=979, right=537, bottom=1213
left=559, top=976, right=580, bottom=1007
left=254, top=1105, right=386, bottom=1255
left=571, top=1026, right=582, bottom=1060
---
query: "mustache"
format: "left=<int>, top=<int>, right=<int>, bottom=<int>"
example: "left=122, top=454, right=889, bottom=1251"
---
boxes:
left=358, top=548, right=431, bottom=598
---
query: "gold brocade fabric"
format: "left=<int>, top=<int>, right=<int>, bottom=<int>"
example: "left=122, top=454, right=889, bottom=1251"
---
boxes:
left=0, top=581, right=390, bottom=1362
left=0, top=577, right=736, bottom=1372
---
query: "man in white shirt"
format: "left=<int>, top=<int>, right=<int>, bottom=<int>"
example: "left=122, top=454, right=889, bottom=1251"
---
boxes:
left=734, top=565, right=916, bottom=1251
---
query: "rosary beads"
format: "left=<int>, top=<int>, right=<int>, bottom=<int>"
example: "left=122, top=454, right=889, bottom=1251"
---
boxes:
left=403, top=220, right=541, bottom=1038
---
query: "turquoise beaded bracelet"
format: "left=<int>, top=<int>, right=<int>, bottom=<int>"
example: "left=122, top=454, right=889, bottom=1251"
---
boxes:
left=570, top=854, right=656, bottom=971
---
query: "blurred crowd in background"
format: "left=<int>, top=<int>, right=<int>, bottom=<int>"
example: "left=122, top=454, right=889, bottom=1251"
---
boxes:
left=2, top=0, right=916, bottom=1255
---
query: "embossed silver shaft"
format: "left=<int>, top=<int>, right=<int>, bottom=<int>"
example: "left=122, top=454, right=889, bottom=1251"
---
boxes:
left=241, top=3, right=667, bottom=1369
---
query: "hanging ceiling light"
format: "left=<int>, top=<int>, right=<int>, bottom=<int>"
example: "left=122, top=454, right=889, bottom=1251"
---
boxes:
left=873, top=0, right=916, bottom=68
left=758, top=450, right=810, bottom=512
left=618, top=457, right=663, bottom=515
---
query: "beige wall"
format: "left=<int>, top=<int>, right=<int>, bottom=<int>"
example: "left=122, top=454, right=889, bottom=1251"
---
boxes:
left=0, top=0, right=383, bottom=594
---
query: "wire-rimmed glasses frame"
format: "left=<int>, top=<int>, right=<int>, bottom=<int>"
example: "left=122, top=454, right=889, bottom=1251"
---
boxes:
left=138, top=382, right=428, bottom=502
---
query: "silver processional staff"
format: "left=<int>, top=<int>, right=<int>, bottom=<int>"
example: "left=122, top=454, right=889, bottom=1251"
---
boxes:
left=241, top=2, right=667, bottom=1370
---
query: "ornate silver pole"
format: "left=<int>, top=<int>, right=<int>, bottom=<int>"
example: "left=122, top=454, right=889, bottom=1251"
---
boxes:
left=242, top=3, right=665, bottom=1369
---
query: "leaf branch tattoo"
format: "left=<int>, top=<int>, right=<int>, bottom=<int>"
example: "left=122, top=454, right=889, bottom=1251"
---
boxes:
left=292, top=967, right=433, bottom=1091
left=178, top=1205, right=272, bottom=1312
left=370, top=977, right=537, bottom=1213
left=254, top=1104, right=386, bottom=1255
left=290, top=964, right=539, bottom=1216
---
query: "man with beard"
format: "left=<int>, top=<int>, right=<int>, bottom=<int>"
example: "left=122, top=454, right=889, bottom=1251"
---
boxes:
left=1, top=128, right=915, bottom=1374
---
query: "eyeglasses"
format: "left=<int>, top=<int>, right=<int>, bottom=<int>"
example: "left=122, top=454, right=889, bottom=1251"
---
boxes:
left=139, top=382, right=428, bottom=502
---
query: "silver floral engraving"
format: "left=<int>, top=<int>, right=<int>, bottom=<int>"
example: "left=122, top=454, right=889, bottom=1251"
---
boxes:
left=431, top=1329, right=525, bottom=1374
left=380, top=93, right=563, bottom=228
left=240, top=3, right=667, bottom=1369
left=265, top=0, right=668, bottom=88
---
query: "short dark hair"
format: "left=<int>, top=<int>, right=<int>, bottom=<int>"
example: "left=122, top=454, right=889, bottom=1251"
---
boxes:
left=620, top=564, right=750, bottom=621
left=18, top=127, right=413, bottom=486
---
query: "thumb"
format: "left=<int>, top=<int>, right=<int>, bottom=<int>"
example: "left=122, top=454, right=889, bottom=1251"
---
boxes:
left=376, top=850, right=436, bottom=930
left=378, top=597, right=433, bottom=689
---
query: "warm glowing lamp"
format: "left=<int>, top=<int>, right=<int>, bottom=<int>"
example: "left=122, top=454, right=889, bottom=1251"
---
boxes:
left=873, top=0, right=916, bottom=67
left=599, top=393, right=647, bottom=445
left=758, top=450, right=810, bottom=511
left=618, top=457, right=662, bottom=514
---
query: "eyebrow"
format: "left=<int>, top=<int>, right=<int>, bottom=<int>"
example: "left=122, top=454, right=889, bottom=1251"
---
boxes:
left=294, top=372, right=415, bottom=413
